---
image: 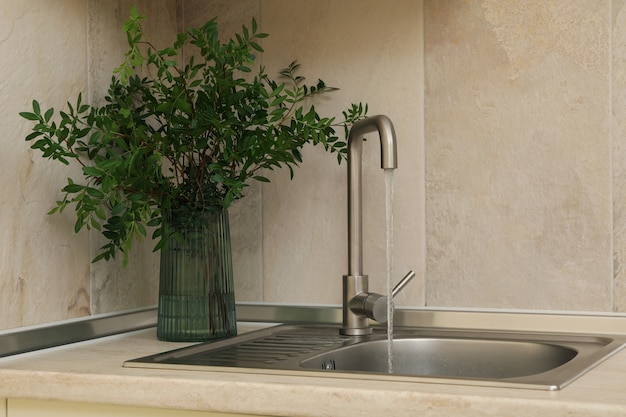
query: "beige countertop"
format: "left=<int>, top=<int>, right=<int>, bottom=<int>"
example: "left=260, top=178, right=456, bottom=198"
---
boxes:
left=1, top=322, right=626, bottom=417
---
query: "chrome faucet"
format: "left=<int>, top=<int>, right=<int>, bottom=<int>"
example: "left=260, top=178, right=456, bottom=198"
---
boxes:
left=341, top=115, right=415, bottom=336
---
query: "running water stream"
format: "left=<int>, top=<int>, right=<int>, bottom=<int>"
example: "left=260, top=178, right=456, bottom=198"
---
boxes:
left=385, top=169, right=395, bottom=373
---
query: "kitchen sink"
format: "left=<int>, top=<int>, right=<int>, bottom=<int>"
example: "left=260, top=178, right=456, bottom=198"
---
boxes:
left=300, top=337, right=577, bottom=379
left=124, top=324, right=626, bottom=390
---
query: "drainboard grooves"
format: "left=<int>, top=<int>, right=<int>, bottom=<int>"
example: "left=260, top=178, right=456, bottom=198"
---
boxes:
left=176, top=333, right=349, bottom=366
left=232, top=345, right=310, bottom=354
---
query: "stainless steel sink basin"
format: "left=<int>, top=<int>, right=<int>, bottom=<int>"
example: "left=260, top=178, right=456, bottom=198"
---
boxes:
left=124, top=324, right=626, bottom=390
left=301, top=337, right=577, bottom=379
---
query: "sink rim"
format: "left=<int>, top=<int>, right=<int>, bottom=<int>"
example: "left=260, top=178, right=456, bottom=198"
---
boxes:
left=300, top=335, right=580, bottom=379
left=124, top=324, right=626, bottom=391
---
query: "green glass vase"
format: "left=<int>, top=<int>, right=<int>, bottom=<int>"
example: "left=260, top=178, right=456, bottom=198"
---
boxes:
left=157, top=209, right=237, bottom=341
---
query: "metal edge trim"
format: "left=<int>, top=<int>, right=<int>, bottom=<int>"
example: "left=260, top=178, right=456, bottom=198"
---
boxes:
left=0, top=307, right=157, bottom=358
left=236, top=303, right=342, bottom=325
left=236, top=303, right=626, bottom=336
left=2, top=302, right=626, bottom=359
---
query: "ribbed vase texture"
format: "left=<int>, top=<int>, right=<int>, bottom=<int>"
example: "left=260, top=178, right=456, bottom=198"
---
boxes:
left=157, top=209, right=237, bottom=341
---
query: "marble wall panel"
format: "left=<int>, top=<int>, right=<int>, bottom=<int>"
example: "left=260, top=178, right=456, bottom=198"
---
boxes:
left=613, top=0, right=626, bottom=312
left=258, top=0, right=425, bottom=306
left=424, top=0, right=613, bottom=310
left=0, top=0, right=91, bottom=328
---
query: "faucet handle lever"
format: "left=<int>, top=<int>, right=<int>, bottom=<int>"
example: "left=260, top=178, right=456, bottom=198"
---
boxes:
left=349, top=270, right=416, bottom=323
left=392, top=270, right=416, bottom=298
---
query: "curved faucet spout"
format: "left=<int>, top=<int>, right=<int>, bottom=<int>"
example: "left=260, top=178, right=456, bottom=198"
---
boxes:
left=347, top=115, right=398, bottom=276
left=348, top=114, right=398, bottom=172
left=342, top=115, right=398, bottom=336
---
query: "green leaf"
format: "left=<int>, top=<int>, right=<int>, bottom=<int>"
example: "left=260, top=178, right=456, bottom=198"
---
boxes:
left=152, top=236, right=167, bottom=252
left=63, top=183, right=84, bottom=193
left=44, top=108, right=54, bottom=122
left=174, top=99, right=192, bottom=115
left=24, top=131, right=43, bottom=141
left=129, top=4, right=139, bottom=19
left=82, top=166, right=101, bottom=177
left=19, top=112, right=39, bottom=121
left=250, top=42, right=263, bottom=53
left=74, top=219, right=83, bottom=234
left=86, top=187, right=105, bottom=198
left=156, top=102, right=173, bottom=113
left=92, top=252, right=109, bottom=263
left=90, top=217, right=102, bottom=231
left=174, top=33, right=187, bottom=49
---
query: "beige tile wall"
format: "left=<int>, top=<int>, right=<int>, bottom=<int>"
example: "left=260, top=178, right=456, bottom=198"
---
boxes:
left=258, top=0, right=424, bottom=306
left=7, top=0, right=626, bottom=330
left=613, top=1, right=626, bottom=311
left=425, top=1, right=616, bottom=311
left=1, top=0, right=91, bottom=329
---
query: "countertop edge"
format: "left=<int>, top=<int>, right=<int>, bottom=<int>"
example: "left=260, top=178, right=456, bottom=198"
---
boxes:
left=3, top=306, right=626, bottom=416
left=2, top=365, right=626, bottom=417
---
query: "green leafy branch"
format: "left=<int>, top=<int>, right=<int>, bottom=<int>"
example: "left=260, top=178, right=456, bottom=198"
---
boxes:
left=20, top=6, right=367, bottom=265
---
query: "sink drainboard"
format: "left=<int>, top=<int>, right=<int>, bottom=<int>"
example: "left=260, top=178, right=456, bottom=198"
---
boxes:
left=189, top=333, right=352, bottom=365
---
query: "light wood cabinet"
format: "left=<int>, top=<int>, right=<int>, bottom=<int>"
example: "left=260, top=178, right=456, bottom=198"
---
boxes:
left=8, top=399, right=265, bottom=417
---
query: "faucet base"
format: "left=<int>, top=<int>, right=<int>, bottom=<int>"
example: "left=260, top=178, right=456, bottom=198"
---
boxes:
left=341, top=275, right=373, bottom=335
left=340, top=327, right=374, bottom=336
